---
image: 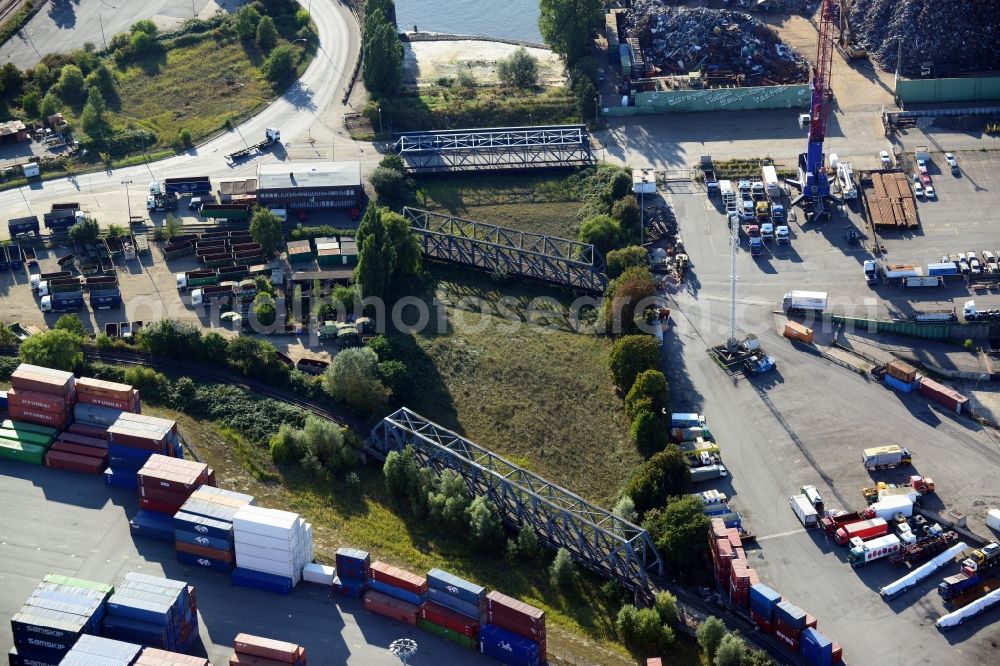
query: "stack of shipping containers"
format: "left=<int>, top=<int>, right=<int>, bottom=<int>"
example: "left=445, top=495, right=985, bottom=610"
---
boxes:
left=0, top=419, right=57, bottom=466
left=9, top=574, right=114, bottom=665
left=230, top=633, right=307, bottom=666
left=772, top=601, right=815, bottom=653
left=883, top=359, right=918, bottom=393
left=102, top=573, right=199, bottom=653
left=333, top=547, right=371, bottom=597
left=6, top=364, right=75, bottom=429
left=363, top=561, right=426, bottom=625
left=481, top=591, right=547, bottom=666
left=419, top=568, right=485, bottom=651
left=59, top=635, right=142, bottom=665
left=172, top=487, right=256, bottom=572
left=748, top=583, right=781, bottom=632
left=45, top=426, right=108, bottom=473
left=136, top=646, right=210, bottom=666
left=77, top=377, right=141, bottom=412
left=708, top=518, right=760, bottom=608
left=231, top=506, right=314, bottom=594
left=136, top=454, right=210, bottom=514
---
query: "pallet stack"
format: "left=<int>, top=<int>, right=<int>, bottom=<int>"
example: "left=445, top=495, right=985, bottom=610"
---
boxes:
left=174, top=486, right=256, bottom=572
left=101, top=573, right=198, bottom=653
left=230, top=633, right=307, bottom=666
left=8, top=574, right=114, bottom=665
left=137, top=454, right=210, bottom=514
left=418, top=569, right=486, bottom=651
left=332, top=548, right=370, bottom=598
left=136, top=646, right=210, bottom=666
left=6, top=364, right=76, bottom=429
left=362, top=561, right=426, bottom=625
left=231, top=506, right=314, bottom=594
left=76, top=377, right=141, bottom=413
left=58, top=635, right=142, bottom=665
left=482, top=591, right=547, bottom=666
left=0, top=419, right=57, bottom=466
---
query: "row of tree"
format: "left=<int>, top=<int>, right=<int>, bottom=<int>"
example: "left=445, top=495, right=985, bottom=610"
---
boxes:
left=362, top=0, right=403, bottom=100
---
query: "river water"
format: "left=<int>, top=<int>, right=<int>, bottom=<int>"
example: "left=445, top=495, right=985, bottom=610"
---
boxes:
left=394, top=0, right=543, bottom=43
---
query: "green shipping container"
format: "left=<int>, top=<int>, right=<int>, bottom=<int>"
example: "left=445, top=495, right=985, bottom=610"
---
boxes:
left=416, top=618, right=477, bottom=650
left=0, top=439, right=47, bottom=465
left=0, top=428, right=55, bottom=448
left=2, top=419, right=59, bottom=437
left=42, top=573, right=114, bottom=597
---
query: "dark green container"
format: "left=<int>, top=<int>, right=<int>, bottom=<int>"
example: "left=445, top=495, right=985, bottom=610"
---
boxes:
left=0, top=439, right=47, bottom=465
left=417, top=617, right=477, bottom=650
left=2, top=419, right=59, bottom=437
left=0, top=428, right=54, bottom=448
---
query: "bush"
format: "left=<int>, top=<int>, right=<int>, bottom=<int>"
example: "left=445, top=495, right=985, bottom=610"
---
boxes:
left=630, top=410, right=666, bottom=458
left=124, top=366, right=170, bottom=403
left=496, top=47, right=539, bottom=88
left=56, top=64, right=86, bottom=104
left=578, top=214, right=621, bottom=256
left=606, top=245, right=648, bottom=279
left=714, top=633, right=747, bottom=666
left=68, top=217, right=99, bottom=244
left=653, top=591, right=679, bottom=626
left=604, top=266, right=657, bottom=335
left=256, top=15, right=278, bottom=51
left=508, top=525, right=540, bottom=561
left=616, top=605, right=674, bottom=656
left=54, top=313, right=88, bottom=338
left=613, top=495, right=638, bottom=523
left=626, top=445, right=692, bottom=515
left=467, top=496, right=503, bottom=552
left=625, top=370, right=669, bottom=420
left=262, top=44, right=297, bottom=82
left=369, top=166, right=411, bottom=206
left=609, top=335, right=660, bottom=391
left=550, top=547, right=577, bottom=588
left=696, top=617, right=727, bottom=661
left=325, top=346, right=390, bottom=415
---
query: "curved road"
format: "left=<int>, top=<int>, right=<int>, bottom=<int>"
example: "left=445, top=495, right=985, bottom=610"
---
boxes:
left=0, top=0, right=370, bottom=233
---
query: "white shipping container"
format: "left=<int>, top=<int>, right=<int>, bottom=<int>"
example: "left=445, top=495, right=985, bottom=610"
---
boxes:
left=987, top=509, right=1000, bottom=532
left=867, top=495, right=914, bottom=520
left=234, top=528, right=301, bottom=549
left=233, top=507, right=303, bottom=540
left=235, top=552, right=302, bottom=579
left=303, top=563, right=335, bottom=585
left=790, top=494, right=818, bottom=527
left=234, top=540, right=297, bottom=562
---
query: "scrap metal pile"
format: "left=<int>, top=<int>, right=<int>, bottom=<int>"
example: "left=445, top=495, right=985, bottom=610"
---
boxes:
left=624, top=1, right=809, bottom=84
left=850, top=0, right=1000, bottom=76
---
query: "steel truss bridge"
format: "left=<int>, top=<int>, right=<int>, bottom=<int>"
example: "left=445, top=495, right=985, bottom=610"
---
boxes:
left=370, top=408, right=663, bottom=593
left=403, top=207, right=608, bottom=293
left=391, top=125, right=595, bottom=173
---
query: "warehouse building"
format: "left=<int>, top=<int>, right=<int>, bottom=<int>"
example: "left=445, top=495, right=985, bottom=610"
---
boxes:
left=256, top=161, right=361, bottom=211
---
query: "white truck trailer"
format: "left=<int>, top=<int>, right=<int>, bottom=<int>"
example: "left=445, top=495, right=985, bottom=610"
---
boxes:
left=782, top=290, right=828, bottom=313
left=848, top=533, right=902, bottom=567
left=864, top=495, right=915, bottom=521
left=861, top=445, right=912, bottom=470
left=790, top=494, right=818, bottom=528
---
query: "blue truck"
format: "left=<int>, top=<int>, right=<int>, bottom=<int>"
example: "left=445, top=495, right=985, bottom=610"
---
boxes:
left=163, top=176, right=211, bottom=195
left=44, top=208, right=82, bottom=231
left=41, top=291, right=85, bottom=313
left=7, top=244, right=23, bottom=270
left=8, top=216, right=39, bottom=237
left=89, top=288, right=122, bottom=310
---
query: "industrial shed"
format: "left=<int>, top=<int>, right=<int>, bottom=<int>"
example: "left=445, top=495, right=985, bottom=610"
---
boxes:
left=256, top=162, right=361, bottom=211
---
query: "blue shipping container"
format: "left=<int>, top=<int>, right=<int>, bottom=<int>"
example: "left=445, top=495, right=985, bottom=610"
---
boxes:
left=332, top=576, right=367, bottom=598
left=716, top=511, right=742, bottom=529
left=231, top=567, right=293, bottom=595
left=130, top=510, right=176, bottom=543
left=108, top=443, right=155, bottom=461
left=176, top=550, right=234, bottom=573
left=426, top=587, right=481, bottom=618
left=0, top=390, right=7, bottom=410
left=926, top=262, right=958, bottom=276
left=774, top=601, right=806, bottom=630
left=427, top=568, right=485, bottom=607
left=75, top=404, right=125, bottom=427
left=0, top=246, right=8, bottom=270
left=106, top=594, right=173, bottom=626
left=100, top=615, right=169, bottom=648
left=884, top=373, right=914, bottom=394
left=8, top=643, right=68, bottom=665
left=174, top=511, right=234, bottom=542
left=479, top=624, right=540, bottom=666
left=369, top=578, right=424, bottom=606
left=799, top=627, right=833, bottom=666
left=104, top=468, right=138, bottom=489
left=11, top=607, right=88, bottom=648
left=748, top=583, right=781, bottom=621
left=174, top=529, right=231, bottom=552
left=335, top=547, right=371, bottom=580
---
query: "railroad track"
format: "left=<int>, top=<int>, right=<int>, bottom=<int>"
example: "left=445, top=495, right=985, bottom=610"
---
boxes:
left=0, top=0, right=22, bottom=25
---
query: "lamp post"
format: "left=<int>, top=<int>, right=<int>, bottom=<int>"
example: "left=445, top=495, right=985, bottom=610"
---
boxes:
left=121, top=179, right=133, bottom=220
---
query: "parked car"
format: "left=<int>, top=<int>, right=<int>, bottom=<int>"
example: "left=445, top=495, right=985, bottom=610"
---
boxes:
left=966, top=251, right=978, bottom=263
left=959, top=260, right=970, bottom=274
left=925, top=184, right=936, bottom=200
left=971, top=258, right=982, bottom=274
left=988, top=262, right=999, bottom=275
left=983, top=251, right=996, bottom=264
left=945, top=152, right=959, bottom=174
left=880, top=151, right=892, bottom=168
left=917, top=158, right=929, bottom=175
left=913, top=181, right=924, bottom=197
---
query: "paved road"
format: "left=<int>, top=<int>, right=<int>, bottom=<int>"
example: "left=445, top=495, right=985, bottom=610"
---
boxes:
left=0, top=463, right=494, bottom=665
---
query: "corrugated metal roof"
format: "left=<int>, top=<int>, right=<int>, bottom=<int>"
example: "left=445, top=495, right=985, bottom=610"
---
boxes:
left=257, top=161, right=360, bottom=190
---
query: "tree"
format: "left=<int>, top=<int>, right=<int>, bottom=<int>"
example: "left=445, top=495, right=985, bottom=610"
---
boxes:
left=606, top=246, right=648, bottom=279
left=136, top=320, right=203, bottom=359
left=496, top=47, right=539, bottom=88
left=550, top=547, right=577, bottom=588
left=54, top=314, right=88, bottom=338
left=643, top=495, right=710, bottom=570
left=612, top=195, right=641, bottom=242
left=0, top=62, right=22, bottom=95
left=226, top=335, right=289, bottom=382
left=56, top=65, right=86, bottom=104
left=130, top=31, right=157, bottom=54
left=608, top=334, right=660, bottom=391
left=130, top=19, right=158, bottom=36
left=508, top=525, right=540, bottom=561
left=362, top=20, right=403, bottom=99
left=604, top=266, right=657, bottom=334
left=377, top=359, right=409, bottom=401
left=40, top=91, right=60, bottom=118
left=170, top=376, right=197, bottom=411
left=369, top=166, right=411, bottom=206
left=253, top=293, right=277, bottom=326
left=625, top=370, right=669, bottom=420
left=234, top=5, right=262, bottom=39
left=383, top=445, right=433, bottom=516
left=19, top=330, right=82, bottom=371
left=249, top=208, right=283, bottom=255
left=382, top=211, right=421, bottom=278
left=630, top=410, right=666, bottom=458
left=262, top=44, right=297, bottom=82
left=256, top=16, right=278, bottom=52
left=743, top=649, right=776, bottom=666
left=654, top=591, right=679, bottom=626
left=428, top=469, right=471, bottom=529
left=355, top=207, right=396, bottom=300
left=0, top=323, right=18, bottom=347
left=578, top=214, right=621, bottom=256
left=21, top=91, right=40, bottom=118
left=325, top=346, right=390, bottom=414
left=68, top=217, right=100, bottom=244
left=467, top=496, right=503, bottom=552
left=696, top=617, right=728, bottom=662
left=84, top=63, right=116, bottom=97
left=627, top=445, right=692, bottom=515
left=80, top=86, right=108, bottom=137
left=613, top=495, right=637, bottom=523
left=378, top=154, right=406, bottom=174
left=270, top=422, right=306, bottom=464
left=164, top=214, right=182, bottom=239
left=714, top=633, right=747, bottom=666
left=538, top=0, right=602, bottom=65
left=575, top=76, right=599, bottom=125
left=616, top=605, right=674, bottom=656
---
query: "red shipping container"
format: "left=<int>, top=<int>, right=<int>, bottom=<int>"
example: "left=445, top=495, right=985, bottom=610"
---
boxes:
left=141, top=498, right=185, bottom=514
left=57, top=432, right=109, bottom=450
left=68, top=422, right=109, bottom=438
left=7, top=387, right=71, bottom=412
left=230, top=655, right=293, bottom=666
left=419, top=601, right=480, bottom=638
left=726, top=528, right=743, bottom=549
left=7, top=403, right=67, bottom=428
left=805, top=614, right=817, bottom=629
left=76, top=377, right=135, bottom=401
left=207, top=468, right=217, bottom=487
left=749, top=609, right=773, bottom=633
left=108, top=429, right=167, bottom=452
left=233, top=633, right=302, bottom=663
left=486, top=608, right=546, bottom=641
left=363, top=590, right=419, bottom=625
left=775, top=618, right=801, bottom=640
left=917, top=377, right=968, bottom=414
left=138, top=484, right=193, bottom=504
left=44, top=450, right=105, bottom=474
left=10, top=366, right=74, bottom=396
left=175, top=541, right=234, bottom=562
left=136, top=647, right=209, bottom=665
left=486, top=590, right=545, bottom=631
left=50, top=441, right=108, bottom=460
left=774, top=626, right=799, bottom=651
left=832, top=642, right=843, bottom=663
left=647, top=660, right=662, bottom=666
left=370, top=561, right=428, bottom=596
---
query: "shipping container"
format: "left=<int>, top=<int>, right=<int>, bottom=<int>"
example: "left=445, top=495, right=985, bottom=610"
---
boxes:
left=886, top=360, right=917, bottom=383
left=479, top=623, right=542, bottom=665
left=918, top=377, right=968, bottom=414
left=232, top=634, right=302, bottom=663
left=774, top=601, right=806, bottom=630
left=370, top=560, right=426, bottom=595
left=884, top=373, right=915, bottom=393
left=782, top=321, right=814, bottom=344
left=485, top=590, right=545, bottom=641
left=363, top=590, right=419, bottom=625
left=420, top=600, right=480, bottom=638
left=835, top=518, right=888, bottom=546
left=417, top=617, right=478, bottom=651
left=749, top=583, right=781, bottom=621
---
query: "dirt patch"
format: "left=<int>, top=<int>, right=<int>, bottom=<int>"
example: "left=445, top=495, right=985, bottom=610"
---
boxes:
left=403, top=40, right=566, bottom=88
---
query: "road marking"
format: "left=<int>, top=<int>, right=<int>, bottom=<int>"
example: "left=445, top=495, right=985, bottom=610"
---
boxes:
left=756, top=528, right=808, bottom=542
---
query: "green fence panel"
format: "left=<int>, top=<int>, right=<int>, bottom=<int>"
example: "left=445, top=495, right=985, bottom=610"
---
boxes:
left=896, top=76, right=1000, bottom=104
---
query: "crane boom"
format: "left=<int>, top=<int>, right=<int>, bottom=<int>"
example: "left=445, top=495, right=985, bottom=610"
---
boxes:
left=799, top=0, right=837, bottom=208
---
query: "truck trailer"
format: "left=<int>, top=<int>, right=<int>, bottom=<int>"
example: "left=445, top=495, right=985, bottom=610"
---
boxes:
left=937, top=586, right=1000, bottom=629
left=89, top=288, right=122, bottom=310
left=864, top=495, right=915, bottom=521
left=848, top=533, right=902, bottom=567
left=835, top=518, right=888, bottom=546
left=820, top=511, right=865, bottom=537
left=690, top=464, right=728, bottom=484
left=861, top=445, right=911, bottom=470
left=191, top=284, right=236, bottom=306
left=225, top=128, right=281, bottom=164
left=945, top=577, right=1000, bottom=611
left=29, top=270, right=72, bottom=291
left=176, top=270, right=219, bottom=291
left=790, top=494, right=818, bottom=528
left=782, top=290, right=827, bottom=313
left=40, top=291, right=84, bottom=313
left=163, top=176, right=211, bottom=195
